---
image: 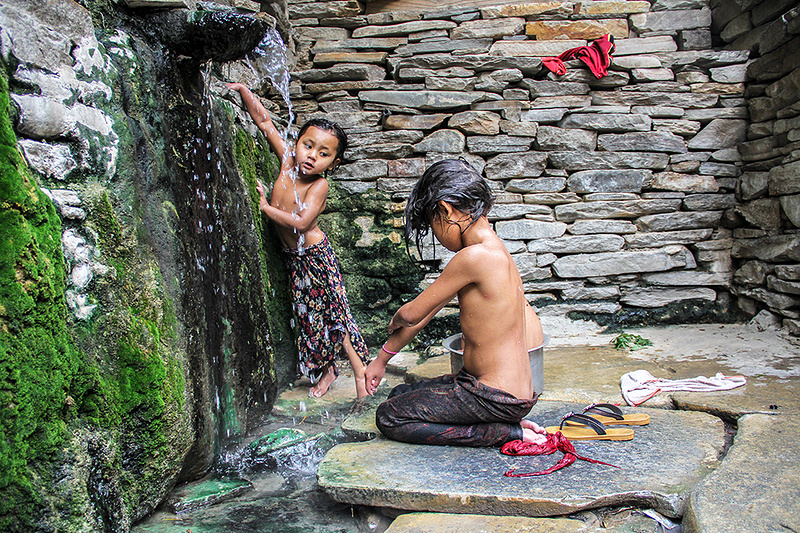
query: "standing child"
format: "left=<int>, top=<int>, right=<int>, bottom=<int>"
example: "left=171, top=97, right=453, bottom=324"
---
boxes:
left=227, top=83, right=369, bottom=399
left=365, top=159, right=547, bottom=446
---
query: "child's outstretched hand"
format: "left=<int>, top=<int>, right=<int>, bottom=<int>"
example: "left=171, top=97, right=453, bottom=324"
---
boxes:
left=364, top=358, right=386, bottom=396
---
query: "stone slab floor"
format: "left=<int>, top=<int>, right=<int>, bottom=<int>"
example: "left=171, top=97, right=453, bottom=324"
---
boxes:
left=319, top=321, right=800, bottom=533
left=134, top=322, right=799, bottom=532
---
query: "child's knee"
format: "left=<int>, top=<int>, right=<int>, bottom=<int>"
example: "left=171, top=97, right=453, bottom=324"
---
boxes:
left=375, top=402, right=398, bottom=436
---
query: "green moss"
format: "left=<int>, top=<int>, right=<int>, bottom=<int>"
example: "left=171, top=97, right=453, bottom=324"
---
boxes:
left=0, top=65, right=89, bottom=531
left=0, top=56, right=187, bottom=527
left=232, top=125, right=295, bottom=387
left=320, top=183, right=425, bottom=349
left=80, top=193, right=186, bottom=452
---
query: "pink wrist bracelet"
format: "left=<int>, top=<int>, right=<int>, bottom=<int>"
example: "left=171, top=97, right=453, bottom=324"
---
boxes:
left=381, top=343, right=399, bottom=355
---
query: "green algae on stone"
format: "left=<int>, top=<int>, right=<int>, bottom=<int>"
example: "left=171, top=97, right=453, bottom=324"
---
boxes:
left=248, top=427, right=309, bottom=454
left=166, top=477, right=254, bottom=513
left=321, top=182, right=426, bottom=349
left=232, top=125, right=296, bottom=388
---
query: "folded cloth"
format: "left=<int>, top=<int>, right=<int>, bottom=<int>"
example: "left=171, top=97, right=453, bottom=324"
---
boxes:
left=621, top=369, right=747, bottom=406
left=542, top=33, right=615, bottom=79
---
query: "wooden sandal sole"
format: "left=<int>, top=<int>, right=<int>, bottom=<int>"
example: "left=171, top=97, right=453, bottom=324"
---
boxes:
left=546, top=426, right=634, bottom=441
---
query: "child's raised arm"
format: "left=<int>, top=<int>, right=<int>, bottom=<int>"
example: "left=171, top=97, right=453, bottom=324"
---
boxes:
left=227, top=83, right=287, bottom=163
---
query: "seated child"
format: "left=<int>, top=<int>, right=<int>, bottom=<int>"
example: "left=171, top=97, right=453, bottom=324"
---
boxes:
left=227, top=82, right=370, bottom=398
left=364, top=159, right=547, bottom=446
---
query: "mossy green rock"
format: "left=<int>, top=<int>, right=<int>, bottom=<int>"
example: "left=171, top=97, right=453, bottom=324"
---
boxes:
left=248, top=427, right=309, bottom=454
left=166, top=478, right=254, bottom=513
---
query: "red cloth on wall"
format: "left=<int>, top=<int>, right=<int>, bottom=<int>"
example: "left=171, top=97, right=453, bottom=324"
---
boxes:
left=542, top=34, right=616, bottom=79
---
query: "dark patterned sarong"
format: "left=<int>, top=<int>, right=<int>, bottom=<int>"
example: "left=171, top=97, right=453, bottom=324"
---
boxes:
left=375, top=370, right=536, bottom=447
left=283, top=236, right=369, bottom=381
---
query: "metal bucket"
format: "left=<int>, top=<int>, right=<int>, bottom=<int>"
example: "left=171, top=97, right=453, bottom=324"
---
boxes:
left=442, top=333, right=549, bottom=400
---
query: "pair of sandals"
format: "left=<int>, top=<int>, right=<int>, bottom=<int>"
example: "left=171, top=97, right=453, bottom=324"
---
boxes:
left=544, top=403, right=650, bottom=441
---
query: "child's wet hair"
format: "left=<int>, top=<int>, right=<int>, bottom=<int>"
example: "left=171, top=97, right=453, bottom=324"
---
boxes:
left=298, top=118, right=348, bottom=162
left=404, top=158, right=494, bottom=258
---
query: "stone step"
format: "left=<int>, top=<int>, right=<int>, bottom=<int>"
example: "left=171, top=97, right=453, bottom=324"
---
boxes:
left=319, top=400, right=724, bottom=519
left=382, top=510, right=676, bottom=532
left=383, top=512, right=596, bottom=532
left=684, top=413, right=800, bottom=533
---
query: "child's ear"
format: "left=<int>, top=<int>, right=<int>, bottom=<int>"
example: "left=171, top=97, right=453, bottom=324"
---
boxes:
left=437, top=200, right=454, bottom=221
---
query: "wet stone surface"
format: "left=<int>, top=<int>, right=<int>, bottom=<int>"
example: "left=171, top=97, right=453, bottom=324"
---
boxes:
left=383, top=510, right=670, bottom=533
left=319, top=400, right=724, bottom=519
left=166, top=478, right=254, bottom=514
left=132, top=371, right=366, bottom=533
left=684, top=413, right=800, bottom=533
left=133, top=324, right=799, bottom=533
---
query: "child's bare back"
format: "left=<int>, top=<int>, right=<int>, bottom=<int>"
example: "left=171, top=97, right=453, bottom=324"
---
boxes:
left=454, top=236, right=533, bottom=400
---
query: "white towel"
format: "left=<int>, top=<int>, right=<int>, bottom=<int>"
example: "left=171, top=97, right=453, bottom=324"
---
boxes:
left=620, top=369, right=746, bottom=406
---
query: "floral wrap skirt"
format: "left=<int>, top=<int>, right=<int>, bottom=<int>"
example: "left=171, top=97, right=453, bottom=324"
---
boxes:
left=283, top=236, right=369, bottom=381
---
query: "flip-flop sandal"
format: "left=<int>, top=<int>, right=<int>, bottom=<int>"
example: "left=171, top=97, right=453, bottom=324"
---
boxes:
left=546, top=412, right=634, bottom=441
left=565, top=403, right=650, bottom=426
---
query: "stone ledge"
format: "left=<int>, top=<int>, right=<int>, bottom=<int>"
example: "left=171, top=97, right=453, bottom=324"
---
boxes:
left=319, top=401, right=724, bottom=519
left=683, top=414, right=800, bottom=533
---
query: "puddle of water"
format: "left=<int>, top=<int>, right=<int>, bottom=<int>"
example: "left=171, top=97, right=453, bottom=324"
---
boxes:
left=133, top=471, right=360, bottom=533
left=132, top=413, right=362, bottom=533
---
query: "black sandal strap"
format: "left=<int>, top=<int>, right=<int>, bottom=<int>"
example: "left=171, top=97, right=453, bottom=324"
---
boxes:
left=583, top=403, right=624, bottom=420
left=559, top=412, right=607, bottom=435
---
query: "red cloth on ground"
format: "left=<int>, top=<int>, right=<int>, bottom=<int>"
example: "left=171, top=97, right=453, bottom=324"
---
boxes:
left=501, top=431, right=619, bottom=477
left=542, top=34, right=615, bottom=79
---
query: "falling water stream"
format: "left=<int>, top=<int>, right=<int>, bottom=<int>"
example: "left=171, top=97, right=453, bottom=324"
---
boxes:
left=246, top=27, right=308, bottom=253
left=132, top=27, right=364, bottom=533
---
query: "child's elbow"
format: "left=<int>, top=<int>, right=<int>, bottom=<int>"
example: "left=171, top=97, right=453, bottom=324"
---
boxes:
left=396, top=305, right=422, bottom=328
left=295, top=219, right=314, bottom=234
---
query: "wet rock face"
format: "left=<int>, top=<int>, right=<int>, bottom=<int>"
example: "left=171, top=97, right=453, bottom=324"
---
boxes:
left=148, top=7, right=273, bottom=62
left=0, top=0, right=286, bottom=530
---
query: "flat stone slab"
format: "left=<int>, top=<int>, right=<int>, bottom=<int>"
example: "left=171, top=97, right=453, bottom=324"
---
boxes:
left=383, top=511, right=668, bottom=532
left=684, top=413, right=800, bottom=533
left=318, top=400, right=724, bottom=519
left=384, top=512, right=589, bottom=532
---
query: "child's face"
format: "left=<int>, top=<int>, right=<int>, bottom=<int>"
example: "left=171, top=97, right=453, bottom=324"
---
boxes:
left=430, top=204, right=464, bottom=252
left=295, top=126, right=341, bottom=177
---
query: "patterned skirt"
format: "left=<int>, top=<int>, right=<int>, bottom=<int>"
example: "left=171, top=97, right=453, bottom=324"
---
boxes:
left=283, top=236, right=369, bottom=381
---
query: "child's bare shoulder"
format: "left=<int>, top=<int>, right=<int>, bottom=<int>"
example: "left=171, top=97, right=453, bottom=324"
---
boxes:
left=461, top=239, right=507, bottom=262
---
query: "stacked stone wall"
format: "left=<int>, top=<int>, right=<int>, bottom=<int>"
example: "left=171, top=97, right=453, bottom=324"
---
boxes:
left=279, top=0, right=758, bottom=330
left=712, top=0, right=800, bottom=335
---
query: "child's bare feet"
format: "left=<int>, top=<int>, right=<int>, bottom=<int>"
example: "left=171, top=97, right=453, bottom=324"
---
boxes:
left=522, top=428, right=548, bottom=444
left=521, top=419, right=548, bottom=444
left=521, top=419, right=546, bottom=433
left=309, top=364, right=337, bottom=398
